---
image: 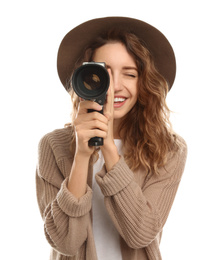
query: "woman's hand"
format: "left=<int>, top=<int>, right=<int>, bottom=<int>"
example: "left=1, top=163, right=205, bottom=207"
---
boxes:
left=69, top=100, right=109, bottom=199
left=74, top=100, right=109, bottom=158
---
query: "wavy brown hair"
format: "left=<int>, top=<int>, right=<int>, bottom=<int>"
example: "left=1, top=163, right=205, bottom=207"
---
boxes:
left=68, top=29, right=179, bottom=174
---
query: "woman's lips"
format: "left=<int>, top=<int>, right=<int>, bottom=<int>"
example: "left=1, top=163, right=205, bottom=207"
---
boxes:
left=113, top=96, right=127, bottom=108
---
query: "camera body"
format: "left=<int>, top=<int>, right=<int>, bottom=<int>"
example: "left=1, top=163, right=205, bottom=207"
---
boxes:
left=71, top=62, right=110, bottom=146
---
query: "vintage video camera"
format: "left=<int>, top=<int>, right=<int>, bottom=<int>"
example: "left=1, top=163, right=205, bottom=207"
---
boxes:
left=72, top=62, right=110, bottom=146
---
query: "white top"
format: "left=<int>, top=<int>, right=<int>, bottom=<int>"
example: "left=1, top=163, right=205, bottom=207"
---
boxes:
left=92, top=139, right=123, bottom=260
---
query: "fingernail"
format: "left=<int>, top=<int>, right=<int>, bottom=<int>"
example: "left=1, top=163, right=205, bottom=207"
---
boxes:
left=97, top=104, right=103, bottom=110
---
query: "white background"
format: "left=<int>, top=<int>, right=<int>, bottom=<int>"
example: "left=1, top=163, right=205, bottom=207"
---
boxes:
left=1, top=0, right=214, bottom=259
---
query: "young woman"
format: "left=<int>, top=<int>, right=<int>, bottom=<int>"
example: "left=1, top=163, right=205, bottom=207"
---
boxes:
left=36, top=17, right=187, bottom=260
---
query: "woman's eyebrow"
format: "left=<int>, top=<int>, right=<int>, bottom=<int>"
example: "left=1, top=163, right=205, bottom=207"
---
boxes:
left=122, top=66, right=138, bottom=71
left=106, top=65, right=138, bottom=71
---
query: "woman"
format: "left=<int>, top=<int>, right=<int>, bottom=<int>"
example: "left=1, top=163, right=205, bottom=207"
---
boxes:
left=36, top=17, right=187, bottom=260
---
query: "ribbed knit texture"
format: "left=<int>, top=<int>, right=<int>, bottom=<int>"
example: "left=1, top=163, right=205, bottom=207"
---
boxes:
left=36, top=127, right=187, bottom=260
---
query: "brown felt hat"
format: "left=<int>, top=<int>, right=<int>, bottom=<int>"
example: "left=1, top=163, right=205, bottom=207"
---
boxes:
left=57, top=16, right=176, bottom=91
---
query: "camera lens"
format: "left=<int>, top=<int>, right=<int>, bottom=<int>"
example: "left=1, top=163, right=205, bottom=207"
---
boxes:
left=72, top=62, right=109, bottom=101
left=83, top=70, right=101, bottom=90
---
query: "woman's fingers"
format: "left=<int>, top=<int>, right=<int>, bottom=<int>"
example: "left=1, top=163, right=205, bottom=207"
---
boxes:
left=78, top=100, right=103, bottom=114
left=75, top=110, right=108, bottom=125
left=74, top=100, right=109, bottom=142
left=75, top=117, right=108, bottom=132
left=77, top=128, right=108, bottom=140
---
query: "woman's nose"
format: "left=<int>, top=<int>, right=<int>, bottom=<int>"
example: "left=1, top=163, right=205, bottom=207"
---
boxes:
left=108, top=70, right=123, bottom=92
left=113, top=77, right=123, bottom=92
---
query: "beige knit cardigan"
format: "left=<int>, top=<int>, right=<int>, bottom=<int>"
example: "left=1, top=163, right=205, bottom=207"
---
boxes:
left=36, top=127, right=187, bottom=260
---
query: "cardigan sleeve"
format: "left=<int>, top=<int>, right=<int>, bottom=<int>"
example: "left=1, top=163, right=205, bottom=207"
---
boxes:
left=36, top=133, right=92, bottom=256
left=95, top=139, right=187, bottom=249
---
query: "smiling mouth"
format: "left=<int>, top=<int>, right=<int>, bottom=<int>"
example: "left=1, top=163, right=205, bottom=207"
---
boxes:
left=114, top=97, right=126, bottom=103
left=113, top=97, right=127, bottom=108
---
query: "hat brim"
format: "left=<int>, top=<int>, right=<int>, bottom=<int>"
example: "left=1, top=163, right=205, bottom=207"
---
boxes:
left=57, top=16, right=176, bottom=90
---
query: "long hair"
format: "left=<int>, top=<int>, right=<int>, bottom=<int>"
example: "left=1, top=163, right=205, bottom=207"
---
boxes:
left=68, top=29, right=179, bottom=174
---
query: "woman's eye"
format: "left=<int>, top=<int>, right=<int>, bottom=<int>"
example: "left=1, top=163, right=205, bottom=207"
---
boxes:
left=126, top=74, right=137, bottom=78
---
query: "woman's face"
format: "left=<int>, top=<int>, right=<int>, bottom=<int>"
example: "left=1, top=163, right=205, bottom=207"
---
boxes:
left=93, top=42, right=138, bottom=121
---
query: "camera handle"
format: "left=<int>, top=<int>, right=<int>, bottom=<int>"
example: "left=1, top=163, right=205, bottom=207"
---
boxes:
left=88, top=107, right=104, bottom=146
